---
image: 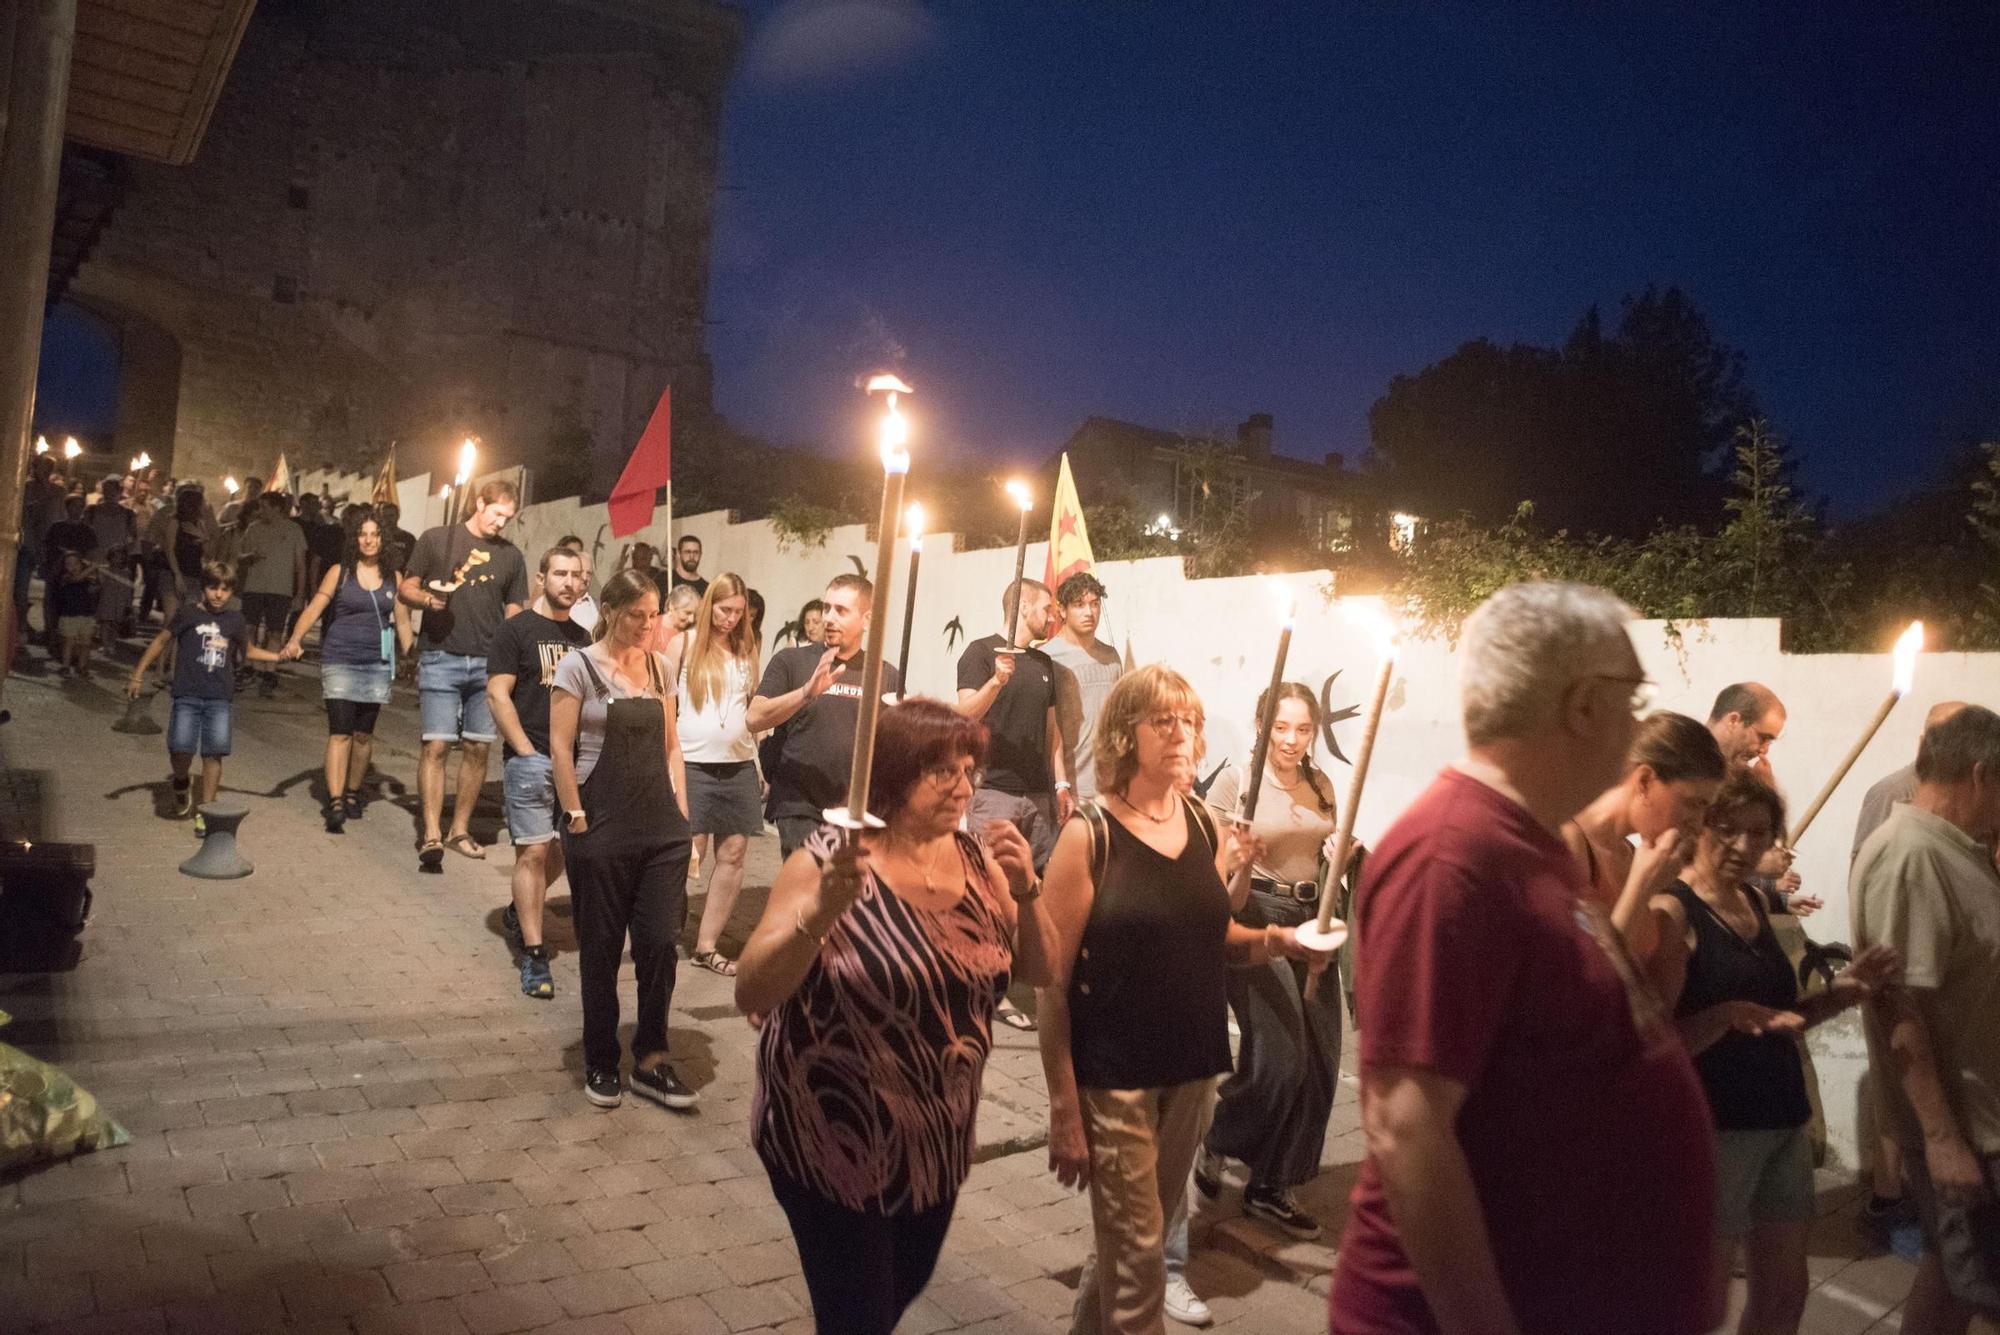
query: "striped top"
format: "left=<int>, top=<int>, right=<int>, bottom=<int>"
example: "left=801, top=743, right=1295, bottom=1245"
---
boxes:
left=753, top=825, right=1013, bottom=1214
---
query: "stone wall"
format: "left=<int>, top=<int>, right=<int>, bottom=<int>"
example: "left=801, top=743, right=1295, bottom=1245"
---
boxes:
left=67, top=0, right=739, bottom=489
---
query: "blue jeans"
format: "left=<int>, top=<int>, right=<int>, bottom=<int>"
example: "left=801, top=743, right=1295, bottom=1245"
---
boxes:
left=417, top=650, right=495, bottom=743
left=503, top=753, right=559, bottom=846
left=168, top=696, right=233, bottom=757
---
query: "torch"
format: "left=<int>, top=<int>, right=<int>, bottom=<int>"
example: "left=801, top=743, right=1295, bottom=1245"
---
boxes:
left=62, top=437, right=81, bottom=461
left=223, top=476, right=240, bottom=498
left=34, top=437, right=48, bottom=456
left=1788, top=621, right=1924, bottom=846
left=826, top=375, right=913, bottom=839
left=1000, top=479, right=1033, bottom=652
left=1234, top=579, right=1296, bottom=825
left=1297, top=603, right=1397, bottom=957
left=898, top=502, right=925, bottom=688
left=447, top=438, right=477, bottom=526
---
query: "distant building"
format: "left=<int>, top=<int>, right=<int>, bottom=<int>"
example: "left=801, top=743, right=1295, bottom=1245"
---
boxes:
left=1054, top=412, right=1379, bottom=560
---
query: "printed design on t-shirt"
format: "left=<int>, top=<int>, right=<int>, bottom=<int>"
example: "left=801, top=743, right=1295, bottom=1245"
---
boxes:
left=1572, top=899, right=1671, bottom=1039
left=194, top=620, right=230, bottom=675
left=823, top=682, right=869, bottom=700
left=534, top=641, right=567, bottom=687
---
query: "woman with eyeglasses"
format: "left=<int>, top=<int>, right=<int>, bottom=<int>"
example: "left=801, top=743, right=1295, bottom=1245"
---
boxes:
left=549, top=569, right=695, bottom=1113
left=1562, top=711, right=1728, bottom=985
left=736, top=697, right=1056, bottom=1334
left=1038, top=665, right=1335, bottom=1333
left=1650, top=771, right=1897, bottom=1335
left=679, top=572, right=761, bottom=976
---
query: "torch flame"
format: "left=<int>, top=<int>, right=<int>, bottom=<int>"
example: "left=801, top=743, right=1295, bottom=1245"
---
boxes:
left=865, top=376, right=912, bottom=474
left=439, top=483, right=452, bottom=500
left=1344, top=600, right=1401, bottom=662
left=865, top=374, right=914, bottom=396
left=223, top=475, right=240, bottom=495
left=906, top=502, right=926, bottom=541
left=1265, top=574, right=1296, bottom=626
left=1005, top=479, right=1032, bottom=512
left=1891, top=620, right=1923, bottom=696
left=34, top=436, right=48, bottom=455
left=454, top=438, right=477, bottom=486
left=62, top=437, right=81, bottom=460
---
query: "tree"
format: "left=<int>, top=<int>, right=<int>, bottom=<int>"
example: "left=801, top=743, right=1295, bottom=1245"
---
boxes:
left=1714, top=420, right=1817, bottom=618
left=1971, top=441, right=2000, bottom=636
left=1369, top=285, right=1757, bottom=537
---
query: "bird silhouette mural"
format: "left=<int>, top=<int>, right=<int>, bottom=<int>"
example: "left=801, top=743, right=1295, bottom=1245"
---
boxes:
left=943, top=615, right=966, bottom=654
left=1319, top=670, right=1364, bottom=766
left=846, top=554, right=867, bottom=578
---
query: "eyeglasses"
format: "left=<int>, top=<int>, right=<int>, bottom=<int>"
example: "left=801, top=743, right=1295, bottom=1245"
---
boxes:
left=921, top=762, right=982, bottom=792
left=1580, top=674, right=1657, bottom=713
left=1141, top=712, right=1201, bottom=736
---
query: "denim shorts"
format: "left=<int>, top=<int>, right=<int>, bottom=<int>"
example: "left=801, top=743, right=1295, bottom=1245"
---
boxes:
left=504, top=752, right=559, bottom=846
left=1714, top=1124, right=1816, bottom=1238
left=417, top=650, right=495, bottom=743
left=322, top=661, right=392, bottom=705
left=167, top=696, right=233, bottom=758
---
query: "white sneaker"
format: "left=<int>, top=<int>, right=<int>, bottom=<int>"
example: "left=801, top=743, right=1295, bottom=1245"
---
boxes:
left=1164, top=1276, right=1213, bottom=1327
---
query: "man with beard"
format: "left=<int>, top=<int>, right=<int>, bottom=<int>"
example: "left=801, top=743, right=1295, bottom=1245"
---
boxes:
left=956, top=578, right=1074, bottom=870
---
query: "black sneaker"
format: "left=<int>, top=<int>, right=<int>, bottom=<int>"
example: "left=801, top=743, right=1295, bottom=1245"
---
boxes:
left=1243, top=1184, right=1321, bottom=1240
left=502, top=903, right=522, bottom=946
left=630, top=1063, right=698, bottom=1111
left=342, top=792, right=363, bottom=821
left=583, top=1067, right=622, bottom=1108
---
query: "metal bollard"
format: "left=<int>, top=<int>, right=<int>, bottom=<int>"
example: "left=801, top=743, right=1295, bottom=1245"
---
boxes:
left=179, top=801, right=253, bottom=879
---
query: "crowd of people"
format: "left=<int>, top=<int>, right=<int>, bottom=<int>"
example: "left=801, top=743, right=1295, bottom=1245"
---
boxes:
left=16, top=458, right=2000, bottom=1334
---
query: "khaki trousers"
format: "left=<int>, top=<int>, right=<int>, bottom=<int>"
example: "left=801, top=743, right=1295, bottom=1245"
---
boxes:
left=1070, top=1078, right=1218, bottom=1335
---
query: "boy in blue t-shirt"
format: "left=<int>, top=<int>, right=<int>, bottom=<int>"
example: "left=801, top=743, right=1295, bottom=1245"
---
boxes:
left=128, top=561, right=281, bottom=829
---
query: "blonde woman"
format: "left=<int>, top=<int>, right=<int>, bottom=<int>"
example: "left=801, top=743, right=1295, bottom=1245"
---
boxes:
left=549, top=570, right=695, bottom=1111
left=679, top=573, right=762, bottom=975
left=1037, top=665, right=1334, bottom=1332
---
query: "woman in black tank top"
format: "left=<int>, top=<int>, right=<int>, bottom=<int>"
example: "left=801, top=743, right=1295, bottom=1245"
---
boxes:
left=1036, top=665, right=1340, bottom=1333
left=1648, top=773, right=1896, bottom=1335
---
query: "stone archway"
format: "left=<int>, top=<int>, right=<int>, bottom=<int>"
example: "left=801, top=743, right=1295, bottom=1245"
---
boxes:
left=62, top=296, right=182, bottom=475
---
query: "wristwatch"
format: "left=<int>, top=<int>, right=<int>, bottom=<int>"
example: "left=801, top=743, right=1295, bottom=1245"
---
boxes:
left=1053, top=780, right=1072, bottom=792
left=565, top=809, right=586, bottom=825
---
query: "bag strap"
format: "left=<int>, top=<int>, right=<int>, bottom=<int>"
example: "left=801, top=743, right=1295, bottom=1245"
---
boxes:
left=1078, top=799, right=1111, bottom=886
left=1181, top=791, right=1218, bottom=856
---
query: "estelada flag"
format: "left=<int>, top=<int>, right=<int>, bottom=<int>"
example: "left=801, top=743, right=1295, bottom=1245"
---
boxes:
left=268, top=452, right=291, bottom=495
left=609, top=383, right=671, bottom=539
left=1042, top=452, right=1094, bottom=592
left=372, top=443, right=398, bottom=504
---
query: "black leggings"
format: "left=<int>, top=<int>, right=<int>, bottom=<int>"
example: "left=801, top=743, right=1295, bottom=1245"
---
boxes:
left=766, top=1163, right=956, bottom=1334
left=563, top=826, right=688, bottom=1071
left=325, top=699, right=382, bottom=735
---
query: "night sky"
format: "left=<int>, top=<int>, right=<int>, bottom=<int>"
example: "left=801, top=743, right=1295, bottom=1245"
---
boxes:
left=36, top=3, right=2000, bottom=517
left=709, top=1, right=2000, bottom=515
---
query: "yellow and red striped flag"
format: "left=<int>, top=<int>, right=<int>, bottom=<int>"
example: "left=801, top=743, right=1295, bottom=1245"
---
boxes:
left=1042, top=452, right=1094, bottom=593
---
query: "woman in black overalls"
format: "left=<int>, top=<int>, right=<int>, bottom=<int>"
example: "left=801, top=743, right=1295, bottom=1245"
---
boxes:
left=549, top=570, right=696, bottom=1112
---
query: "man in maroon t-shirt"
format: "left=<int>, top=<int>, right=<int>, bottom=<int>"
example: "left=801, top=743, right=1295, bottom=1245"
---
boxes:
left=1329, top=582, right=1720, bottom=1335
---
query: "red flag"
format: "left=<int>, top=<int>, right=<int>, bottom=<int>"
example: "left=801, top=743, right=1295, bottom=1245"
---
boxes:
left=1042, top=453, right=1095, bottom=591
left=608, top=384, right=671, bottom=538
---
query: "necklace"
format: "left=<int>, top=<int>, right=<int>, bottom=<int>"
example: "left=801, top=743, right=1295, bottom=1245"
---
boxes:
left=1116, top=791, right=1177, bottom=825
left=885, top=836, right=956, bottom=895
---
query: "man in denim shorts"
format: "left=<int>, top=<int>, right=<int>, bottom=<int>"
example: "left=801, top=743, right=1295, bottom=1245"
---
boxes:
left=399, top=480, right=528, bottom=872
left=485, top=546, right=590, bottom=998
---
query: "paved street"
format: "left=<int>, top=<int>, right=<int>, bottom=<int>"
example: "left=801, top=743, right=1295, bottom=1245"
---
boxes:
left=0, top=659, right=1967, bottom=1334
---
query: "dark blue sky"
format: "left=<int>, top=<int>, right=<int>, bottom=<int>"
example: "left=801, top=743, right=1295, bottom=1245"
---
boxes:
left=708, top=2, right=2000, bottom=514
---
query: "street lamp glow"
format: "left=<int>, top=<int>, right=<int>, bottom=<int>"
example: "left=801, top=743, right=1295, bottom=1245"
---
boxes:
left=1005, top=479, right=1032, bottom=512
left=62, top=437, right=81, bottom=460
left=906, top=502, right=926, bottom=550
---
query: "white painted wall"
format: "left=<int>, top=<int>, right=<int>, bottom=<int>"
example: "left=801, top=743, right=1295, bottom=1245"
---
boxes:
left=498, top=496, right=2000, bottom=1168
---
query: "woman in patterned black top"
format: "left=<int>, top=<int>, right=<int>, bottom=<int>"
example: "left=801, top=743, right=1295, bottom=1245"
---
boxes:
left=737, top=697, right=1058, bottom=1334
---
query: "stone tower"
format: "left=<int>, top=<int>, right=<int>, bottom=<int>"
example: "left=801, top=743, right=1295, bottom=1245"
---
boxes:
left=59, top=0, right=741, bottom=493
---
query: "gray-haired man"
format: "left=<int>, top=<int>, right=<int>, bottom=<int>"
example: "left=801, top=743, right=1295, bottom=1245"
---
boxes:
left=1329, top=581, right=1720, bottom=1335
left=1852, top=704, right=2000, bottom=1333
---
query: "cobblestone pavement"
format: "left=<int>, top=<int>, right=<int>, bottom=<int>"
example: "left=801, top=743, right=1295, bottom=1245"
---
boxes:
left=0, top=661, right=1969, bottom=1333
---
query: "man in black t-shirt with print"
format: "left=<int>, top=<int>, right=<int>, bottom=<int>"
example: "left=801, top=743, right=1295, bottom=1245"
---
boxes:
left=485, top=545, right=590, bottom=999
left=748, top=572, right=902, bottom=857
left=400, top=479, right=530, bottom=871
left=956, top=578, right=1073, bottom=869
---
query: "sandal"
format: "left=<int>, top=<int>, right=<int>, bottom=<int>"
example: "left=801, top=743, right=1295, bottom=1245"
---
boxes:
left=443, top=832, right=486, bottom=860
left=996, top=999, right=1037, bottom=1031
left=418, top=839, right=445, bottom=872
left=691, top=950, right=738, bottom=977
